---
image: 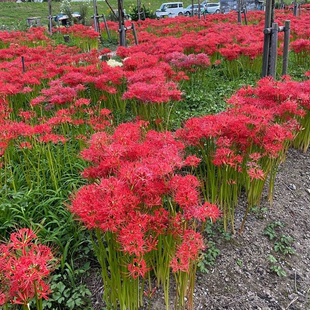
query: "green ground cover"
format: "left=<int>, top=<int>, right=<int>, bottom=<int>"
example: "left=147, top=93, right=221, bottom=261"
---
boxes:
left=0, top=1, right=195, bottom=29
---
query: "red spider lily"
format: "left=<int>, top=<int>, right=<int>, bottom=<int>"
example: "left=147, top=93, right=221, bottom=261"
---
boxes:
left=0, top=229, right=55, bottom=307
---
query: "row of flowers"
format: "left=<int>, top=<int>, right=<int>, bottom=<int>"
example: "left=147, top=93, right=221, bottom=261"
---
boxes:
left=1, top=9, right=310, bottom=310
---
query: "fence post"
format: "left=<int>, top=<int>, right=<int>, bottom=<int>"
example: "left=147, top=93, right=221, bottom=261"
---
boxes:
left=282, top=20, right=290, bottom=76
left=269, top=22, right=278, bottom=78
left=102, top=14, right=111, bottom=41
left=132, top=23, right=138, bottom=45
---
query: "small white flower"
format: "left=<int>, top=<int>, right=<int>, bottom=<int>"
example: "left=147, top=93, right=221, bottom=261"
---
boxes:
left=107, top=59, right=123, bottom=67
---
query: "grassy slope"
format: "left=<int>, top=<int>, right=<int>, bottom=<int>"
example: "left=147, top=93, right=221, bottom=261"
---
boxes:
left=0, top=0, right=195, bottom=29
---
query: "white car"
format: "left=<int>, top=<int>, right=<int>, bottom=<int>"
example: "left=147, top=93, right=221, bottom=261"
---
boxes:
left=156, top=2, right=184, bottom=18
left=204, top=3, right=220, bottom=14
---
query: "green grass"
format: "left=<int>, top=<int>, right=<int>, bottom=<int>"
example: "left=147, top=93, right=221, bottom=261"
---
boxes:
left=0, top=0, right=195, bottom=30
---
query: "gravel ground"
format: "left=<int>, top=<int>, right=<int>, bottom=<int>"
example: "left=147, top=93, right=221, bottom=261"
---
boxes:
left=88, top=147, right=310, bottom=310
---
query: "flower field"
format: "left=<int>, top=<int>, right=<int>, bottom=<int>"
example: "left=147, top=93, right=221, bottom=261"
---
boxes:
left=1, top=7, right=310, bottom=310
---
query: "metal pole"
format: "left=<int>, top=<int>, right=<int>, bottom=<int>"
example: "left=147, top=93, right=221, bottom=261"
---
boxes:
left=48, top=0, right=52, bottom=36
left=132, top=23, right=138, bottom=45
left=269, top=22, right=278, bottom=79
left=102, top=14, right=111, bottom=41
left=262, top=0, right=272, bottom=77
left=282, top=20, right=290, bottom=76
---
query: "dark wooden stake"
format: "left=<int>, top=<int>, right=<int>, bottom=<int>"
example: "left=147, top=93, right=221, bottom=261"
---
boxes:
left=137, top=0, right=141, bottom=20
left=118, top=0, right=126, bottom=46
left=237, top=0, right=242, bottom=24
left=293, top=0, right=298, bottom=16
left=132, top=23, right=138, bottom=45
left=93, top=0, right=99, bottom=32
left=243, top=4, right=248, bottom=25
left=192, top=0, right=194, bottom=16
left=102, top=14, right=111, bottom=41
left=64, top=35, right=70, bottom=43
left=48, top=0, right=52, bottom=36
left=21, top=56, right=25, bottom=73
left=282, top=20, right=290, bottom=76
left=269, top=22, right=278, bottom=78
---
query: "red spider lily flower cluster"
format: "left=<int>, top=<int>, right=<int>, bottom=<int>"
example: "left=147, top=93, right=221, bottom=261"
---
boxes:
left=71, top=121, right=220, bottom=275
left=0, top=229, right=55, bottom=307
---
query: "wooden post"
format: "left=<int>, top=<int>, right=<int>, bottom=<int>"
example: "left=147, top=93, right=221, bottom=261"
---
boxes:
left=137, top=0, right=141, bottom=20
left=269, top=22, right=278, bottom=78
left=243, top=3, right=248, bottom=25
left=118, top=0, right=126, bottom=46
left=102, top=14, right=111, bottom=41
left=64, top=35, right=70, bottom=43
left=93, top=0, right=99, bottom=32
left=198, top=0, right=201, bottom=19
left=270, top=0, right=275, bottom=25
left=21, top=56, right=25, bottom=73
left=132, top=23, right=138, bottom=45
left=191, top=0, right=194, bottom=16
left=282, top=20, right=290, bottom=76
left=237, top=0, right=242, bottom=24
left=262, top=0, right=272, bottom=77
left=293, top=0, right=298, bottom=16
left=48, top=0, right=52, bottom=36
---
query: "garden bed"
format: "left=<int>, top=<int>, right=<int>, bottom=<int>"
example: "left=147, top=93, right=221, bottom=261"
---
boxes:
left=86, top=147, right=310, bottom=310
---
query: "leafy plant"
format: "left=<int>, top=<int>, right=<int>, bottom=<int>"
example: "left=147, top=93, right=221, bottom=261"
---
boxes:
left=43, top=262, right=92, bottom=310
left=251, top=205, right=268, bottom=219
left=263, top=221, right=284, bottom=240
left=198, top=241, right=221, bottom=273
left=274, top=235, right=295, bottom=255
left=267, top=254, right=287, bottom=277
left=129, top=4, right=156, bottom=21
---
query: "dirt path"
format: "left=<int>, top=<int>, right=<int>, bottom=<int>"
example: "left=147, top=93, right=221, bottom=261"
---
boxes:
left=194, top=148, right=310, bottom=310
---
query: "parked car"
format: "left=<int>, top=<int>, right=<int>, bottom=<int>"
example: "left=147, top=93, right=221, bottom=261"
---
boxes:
left=155, top=2, right=184, bottom=18
left=183, top=4, right=206, bottom=16
left=204, top=2, right=220, bottom=14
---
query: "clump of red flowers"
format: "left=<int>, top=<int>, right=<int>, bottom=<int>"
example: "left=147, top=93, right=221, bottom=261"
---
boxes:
left=0, top=228, right=55, bottom=308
